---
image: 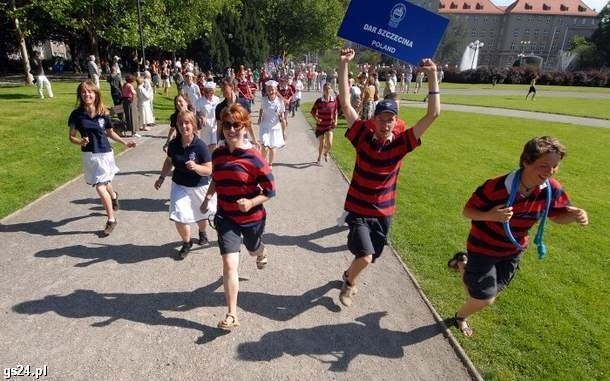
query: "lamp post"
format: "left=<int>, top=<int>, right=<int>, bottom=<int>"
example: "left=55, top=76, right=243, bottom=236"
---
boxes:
left=136, top=0, right=146, bottom=73
left=469, top=40, right=484, bottom=70
left=520, top=40, right=531, bottom=55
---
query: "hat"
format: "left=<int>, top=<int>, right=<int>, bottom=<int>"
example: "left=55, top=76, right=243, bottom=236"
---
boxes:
left=374, top=99, right=398, bottom=116
left=184, top=72, right=195, bottom=77
left=265, top=80, right=278, bottom=88
left=204, top=81, right=216, bottom=90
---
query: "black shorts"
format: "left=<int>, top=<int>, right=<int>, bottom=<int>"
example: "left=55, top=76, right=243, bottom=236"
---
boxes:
left=215, top=214, right=265, bottom=255
left=463, top=253, right=521, bottom=300
left=346, top=213, right=392, bottom=262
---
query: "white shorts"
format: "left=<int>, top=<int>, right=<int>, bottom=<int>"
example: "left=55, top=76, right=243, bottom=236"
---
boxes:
left=169, top=181, right=217, bottom=224
left=82, top=151, right=119, bottom=186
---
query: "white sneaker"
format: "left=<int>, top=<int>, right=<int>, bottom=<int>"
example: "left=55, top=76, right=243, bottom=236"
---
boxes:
left=336, top=211, right=348, bottom=227
left=133, top=133, right=142, bottom=138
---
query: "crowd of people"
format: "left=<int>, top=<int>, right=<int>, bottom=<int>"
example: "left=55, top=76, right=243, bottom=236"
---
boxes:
left=67, top=49, right=588, bottom=338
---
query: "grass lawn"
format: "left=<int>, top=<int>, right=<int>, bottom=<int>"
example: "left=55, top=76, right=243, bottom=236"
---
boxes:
left=0, top=81, right=174, bottom=219
left=400, top=93, right=610, bottom=120
left=304, top=102, right=610, bottom=380
left=430, top=82, right=610, bottom=93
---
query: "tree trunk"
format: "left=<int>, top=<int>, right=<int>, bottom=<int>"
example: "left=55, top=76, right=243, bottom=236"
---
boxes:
left=11, top=0, right=33, bottom=85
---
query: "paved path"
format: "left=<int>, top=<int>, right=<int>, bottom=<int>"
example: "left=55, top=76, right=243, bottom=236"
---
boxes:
left=1, top=104, right=473, bottom=379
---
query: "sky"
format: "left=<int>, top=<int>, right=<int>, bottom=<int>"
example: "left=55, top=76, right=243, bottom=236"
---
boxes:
left=492, top=0, right=608, bottom=12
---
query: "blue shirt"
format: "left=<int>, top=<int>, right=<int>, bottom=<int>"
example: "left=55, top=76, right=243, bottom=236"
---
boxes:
left=68, top=108, right=113, bottom=153
left=167, top=136, right=211, bottom=187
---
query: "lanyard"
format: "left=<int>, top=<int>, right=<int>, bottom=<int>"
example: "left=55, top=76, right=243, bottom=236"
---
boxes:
left=503, top=170, right=552, bottom=259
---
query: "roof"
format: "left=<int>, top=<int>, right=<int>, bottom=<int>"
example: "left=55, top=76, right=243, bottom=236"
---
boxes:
left=439, top=0, right=504, bottom=14
left=504, top=0, right=597, bottom=16
left=439, top=0, right=598, bottom=16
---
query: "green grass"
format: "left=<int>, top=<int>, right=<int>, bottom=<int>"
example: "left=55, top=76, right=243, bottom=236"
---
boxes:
left=304, top=103, right=610, bottom=380
left=0, top=81, right=174, bottom=219
left=400, top=93, right=610, bottom=120
left=432, top=82, right=610, bottom=93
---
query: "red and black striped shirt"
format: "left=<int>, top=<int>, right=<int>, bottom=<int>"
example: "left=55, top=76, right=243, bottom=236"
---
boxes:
left=465, top=173, right=570, bottom=257
left=344, top=119, right=419, bottom=217
left=212, top=145, right=275, bottom=226
left=311, top=96, right=338, bottom=129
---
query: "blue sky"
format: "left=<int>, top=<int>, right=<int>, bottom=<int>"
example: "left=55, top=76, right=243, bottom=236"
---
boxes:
left=492, top=0, right=608, bottom=12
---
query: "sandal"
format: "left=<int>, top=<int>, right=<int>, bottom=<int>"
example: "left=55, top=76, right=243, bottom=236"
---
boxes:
left=447, top=252, right=468, bottom=272
left=256, top=249, right=268, bottom=270
left=217, top=313, right=240, bottom=330
left=453, top=313, right=474, bottom=337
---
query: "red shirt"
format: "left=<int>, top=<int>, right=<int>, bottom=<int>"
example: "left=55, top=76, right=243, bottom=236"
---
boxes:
left=311, top=96, right=338, bottom=128
left=465, top=173, right=570, bottom=257
left=212, top=145, right=275, bottom=226
left=236, top=79, right=254, bottom=100
left=344, top=119, right=419, bottom=217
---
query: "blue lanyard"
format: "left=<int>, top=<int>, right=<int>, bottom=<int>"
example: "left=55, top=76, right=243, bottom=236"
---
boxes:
left=502, top=170, right=552, bottom=259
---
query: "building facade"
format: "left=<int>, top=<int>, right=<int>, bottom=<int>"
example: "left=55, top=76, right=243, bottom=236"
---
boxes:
left=439, top=0, right=600, bottom=69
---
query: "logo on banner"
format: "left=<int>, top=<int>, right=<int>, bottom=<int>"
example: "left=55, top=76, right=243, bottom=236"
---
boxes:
left=389, top=3, right=406, bottom=28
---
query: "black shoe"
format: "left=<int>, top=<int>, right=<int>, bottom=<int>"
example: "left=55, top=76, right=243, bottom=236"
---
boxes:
left=102, top=220, right=117, bottom=237
left=176, top=240, right=193, bottom=260
left=111, top=192, right=119, bottom=211
left=198, top=231, right=209, bottom=245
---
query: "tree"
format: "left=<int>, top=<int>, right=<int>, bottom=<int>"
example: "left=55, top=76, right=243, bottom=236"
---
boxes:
left=569, top=35, right=601, bottom=69
left=435, top=15, right=467, bottom=66
left=590, top=2, right=610, bottom=67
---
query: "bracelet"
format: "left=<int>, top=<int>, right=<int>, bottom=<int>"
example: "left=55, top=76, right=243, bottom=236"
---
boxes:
left=428, top=91, right=440, bottom=95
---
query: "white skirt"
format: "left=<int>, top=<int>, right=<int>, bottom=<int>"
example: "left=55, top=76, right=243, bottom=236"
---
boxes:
left=260, top=123, right=285, bottom=148
left=169, top=181, right=217, bottom=224
left=200, top=123, right=218, bottom=146
left=82, top=151, right=119, bottom=185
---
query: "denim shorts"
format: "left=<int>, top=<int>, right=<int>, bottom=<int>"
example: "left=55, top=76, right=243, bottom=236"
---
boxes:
left=346, top=213, right=392, bottom=262
left=463, top=252, right=521, bottom=300
left=215, top=214, right=265, bottom=255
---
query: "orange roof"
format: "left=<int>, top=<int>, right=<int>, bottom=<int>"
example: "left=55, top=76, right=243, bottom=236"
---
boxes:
left=439, top=0, right=598, bottom=16
left=504, top=0, right=597, bottom=16
left=439, top=0, right=504, bottom=14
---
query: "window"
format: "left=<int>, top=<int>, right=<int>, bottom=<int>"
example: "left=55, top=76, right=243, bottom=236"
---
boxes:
left=525, top=3, right=533, bottom=10
left=581, top=18, right=587, bottom=25
left=513, top=29, right=519, bottom=37
left=543, top=3, right=551, bottom=11
left=561, top=4, right=569, bottom=11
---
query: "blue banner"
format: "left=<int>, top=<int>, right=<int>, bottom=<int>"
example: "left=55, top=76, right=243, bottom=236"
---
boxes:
left=337, top=0, right=449, bottom=64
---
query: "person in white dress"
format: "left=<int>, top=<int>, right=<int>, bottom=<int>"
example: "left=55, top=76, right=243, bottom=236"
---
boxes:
left=196, top=81, right=220, bottom=151
left=257, top=80, right=286, bottom=168
left=137, top=76, right=155, bottom=130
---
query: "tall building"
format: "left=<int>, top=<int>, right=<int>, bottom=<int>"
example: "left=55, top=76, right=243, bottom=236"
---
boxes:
left=438, top=0, right=600, bottom=69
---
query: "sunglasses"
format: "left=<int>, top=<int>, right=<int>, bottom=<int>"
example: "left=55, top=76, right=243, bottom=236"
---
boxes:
left=221, top=121, right=243, bottom=130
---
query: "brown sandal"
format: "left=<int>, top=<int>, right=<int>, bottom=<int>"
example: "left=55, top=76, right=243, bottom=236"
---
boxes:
left=256, top=249, right=268, bottom=270
left=217, top=313, right=240, bottom=330
left=453, top=313, right=474, bottom=337
left=447, top=252, right=468, bottom=272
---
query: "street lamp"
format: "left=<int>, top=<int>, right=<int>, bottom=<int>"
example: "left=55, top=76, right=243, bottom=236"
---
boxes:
left=520, top=40, right=531, bottom=55
left=469, top=40, right=484, bottom=70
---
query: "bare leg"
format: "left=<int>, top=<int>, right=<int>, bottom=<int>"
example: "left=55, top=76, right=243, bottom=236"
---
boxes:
left=269, top=148, right=277, bottom=166
left=324, top=131, right=333, bottom=159
left=175, top=222, right=192, bottom=243
left=196, top=219, right=208, bottom=235
left=95, top=183, right=115, bottom=220
left=222, top=252, right=240, bottom=316
left=344, top=255, right=373, bottom=285
left=317, top=135, right=324, bottom=163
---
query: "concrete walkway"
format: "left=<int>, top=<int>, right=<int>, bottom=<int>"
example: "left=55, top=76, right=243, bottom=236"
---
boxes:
left=0, top=103, right=473, bottom=379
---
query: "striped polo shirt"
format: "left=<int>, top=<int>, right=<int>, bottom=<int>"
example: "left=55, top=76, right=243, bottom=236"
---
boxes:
left=344, top=119, right=419, bottom=217
left=311, top=96, right=338, bottom=128
left=212, top=145, right=276, bottom=226
left=465, top=172, right=570, bottom=257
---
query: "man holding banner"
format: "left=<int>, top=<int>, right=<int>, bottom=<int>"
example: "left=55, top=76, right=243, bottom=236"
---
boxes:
left=337, top=48, right=440, bottom=307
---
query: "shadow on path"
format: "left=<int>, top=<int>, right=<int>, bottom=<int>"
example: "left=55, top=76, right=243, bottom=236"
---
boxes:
left=115, top=169, right=161, bottom=178
left=0, top=213, right=104, bottom=237
left=237, top=312, right=443, bottom=372
left=34, top=242, right=201, bottom=266
left=71, top=197, right=168, bottom=213
left=12, top=278, right=342, bottom=343
left=263, top=225, right=348, bottom=254
left=272, top=161, right=320, bottom=170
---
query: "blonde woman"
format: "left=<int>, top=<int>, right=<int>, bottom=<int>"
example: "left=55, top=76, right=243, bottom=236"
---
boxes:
left=257, top=80, right=286, bottom=168
left=68, top=80, right=136, bottom=236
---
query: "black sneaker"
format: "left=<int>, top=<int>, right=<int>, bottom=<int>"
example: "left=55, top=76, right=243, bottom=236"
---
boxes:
left=111, top=192, right=119, bottom=211
left=198, top=231, right=209, bottom=245
left=102, top=220, right=117, bottom=237
left=176, top=240, right=193, bottom=260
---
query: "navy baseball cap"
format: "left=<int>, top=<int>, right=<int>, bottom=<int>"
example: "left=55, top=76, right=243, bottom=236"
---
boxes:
left=374, top=99, right=398, bottom=116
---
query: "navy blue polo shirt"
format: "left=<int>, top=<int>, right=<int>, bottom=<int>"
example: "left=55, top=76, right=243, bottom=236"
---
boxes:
left=68, top=108, right=113, bottom=153
left=167, top=136, right=211, bottom=187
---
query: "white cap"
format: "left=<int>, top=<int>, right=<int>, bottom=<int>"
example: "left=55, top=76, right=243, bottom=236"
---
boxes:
left=204, top=81, right=216, bottom=89
left=265, top=80, right=278, bottom=88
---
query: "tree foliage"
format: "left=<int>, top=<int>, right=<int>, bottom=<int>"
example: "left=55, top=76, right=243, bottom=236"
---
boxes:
left=590, top=2, right=610, bottom=67
left=435, top=15, right=467, bottom=66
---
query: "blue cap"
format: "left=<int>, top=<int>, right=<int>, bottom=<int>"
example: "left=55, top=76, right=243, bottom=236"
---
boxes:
left=374, top=99, right=398, bottom=116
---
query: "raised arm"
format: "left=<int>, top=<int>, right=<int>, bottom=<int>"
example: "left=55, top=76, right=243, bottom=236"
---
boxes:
left=338, top=49, right=359, bottom=128
left=411, top=59, right=441, bottom=140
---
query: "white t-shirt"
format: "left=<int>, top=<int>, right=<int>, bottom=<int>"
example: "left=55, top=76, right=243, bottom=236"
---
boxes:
left=260, top=96, right=284, bottom=131
left=196, top=95, right=220, bottom=129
